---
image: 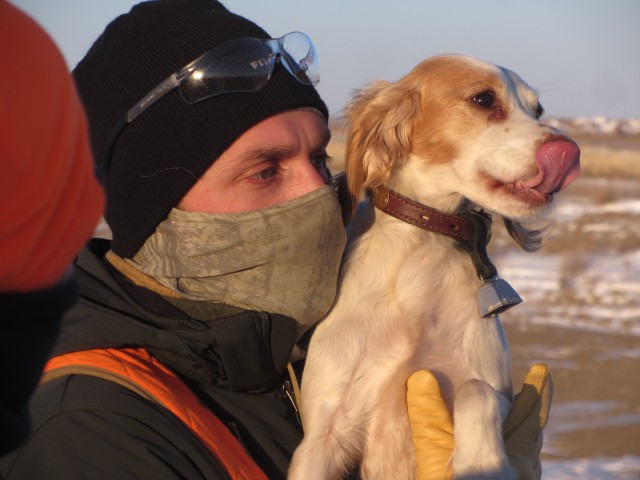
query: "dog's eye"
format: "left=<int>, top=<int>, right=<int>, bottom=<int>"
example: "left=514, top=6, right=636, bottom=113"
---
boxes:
left=473, top=91, right=495, bottom=109
left=535, top=103, right=545, bottom=119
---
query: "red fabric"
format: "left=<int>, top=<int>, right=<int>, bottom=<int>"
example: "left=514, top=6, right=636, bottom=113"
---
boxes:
left=0, top=1, right=104, bottom=291
left=45, top=348, right=268, bottom=480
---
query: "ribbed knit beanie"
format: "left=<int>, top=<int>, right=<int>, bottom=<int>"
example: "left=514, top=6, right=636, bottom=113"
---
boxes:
left=73, top=0, right=328, bottom=258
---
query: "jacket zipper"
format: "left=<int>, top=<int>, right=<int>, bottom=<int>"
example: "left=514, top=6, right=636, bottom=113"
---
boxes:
left=256, top=312, right=302, bottom=425
left=281, top=378, right=302, bottom=426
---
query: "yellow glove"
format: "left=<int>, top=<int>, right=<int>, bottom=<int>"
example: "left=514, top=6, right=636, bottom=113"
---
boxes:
left=407, top=364, right=553, bottom=480
left=407, top=370, right=454, bottom=479
left=503, top=364, right=554, bottom=479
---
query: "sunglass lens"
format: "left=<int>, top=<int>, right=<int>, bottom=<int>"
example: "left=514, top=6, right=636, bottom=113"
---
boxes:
left=179, top=38, right=274, bottom=103
left=281, top=32, right=319, bottom=86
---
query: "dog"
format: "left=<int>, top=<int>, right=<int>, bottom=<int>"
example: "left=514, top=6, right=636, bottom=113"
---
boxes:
left=288, top=54, right=580, bottom=479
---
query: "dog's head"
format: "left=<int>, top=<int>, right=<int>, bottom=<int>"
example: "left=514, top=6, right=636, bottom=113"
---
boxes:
left=343, top=54, right=580, bottom=242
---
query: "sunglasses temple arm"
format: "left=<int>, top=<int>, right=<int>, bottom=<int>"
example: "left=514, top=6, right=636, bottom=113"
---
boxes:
left=99, top=74, right=181, bottom=179
left=99, top=115, right=128, bottom=179
left=128, top=74, right=180, bottom=122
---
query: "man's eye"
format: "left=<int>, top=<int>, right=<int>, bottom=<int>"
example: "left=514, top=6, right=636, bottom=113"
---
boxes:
left=313, top=153, right=333, bottom=183
left=312, top=153, right=330, bottom=169
left=253, top=166, right=278, bottom=181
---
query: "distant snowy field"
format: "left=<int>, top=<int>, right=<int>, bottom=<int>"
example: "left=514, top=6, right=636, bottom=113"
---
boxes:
left=543, top=456, right=640, bottom=480
left=495, top=192, right=640, bottom=338
left=547, top=117, right=640, bottom=136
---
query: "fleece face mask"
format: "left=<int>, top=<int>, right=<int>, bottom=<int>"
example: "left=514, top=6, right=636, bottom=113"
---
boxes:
left=126, top=186, right=346, bottom=331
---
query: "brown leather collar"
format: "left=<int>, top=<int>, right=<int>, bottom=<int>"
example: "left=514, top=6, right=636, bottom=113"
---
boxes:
left=370, top=186, right=475, bottom=242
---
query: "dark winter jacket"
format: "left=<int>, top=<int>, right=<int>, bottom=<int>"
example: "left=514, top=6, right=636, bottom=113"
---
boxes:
left=0, top=239, right=303, bottom=479
left=0, top=277, right=77, bottom=454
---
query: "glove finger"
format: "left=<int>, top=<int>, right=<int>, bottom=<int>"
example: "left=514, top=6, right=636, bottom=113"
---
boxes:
left=503, top=363, right=554, bottom=439
left=407, top=370, right=454, bottom=480
left=407, top=370, right=454, bottom=442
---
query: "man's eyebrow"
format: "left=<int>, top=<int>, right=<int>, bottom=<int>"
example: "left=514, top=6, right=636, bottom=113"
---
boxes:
left=240, top=129, right=332, bottom=161
left=241, top=145, right=294, bottom=162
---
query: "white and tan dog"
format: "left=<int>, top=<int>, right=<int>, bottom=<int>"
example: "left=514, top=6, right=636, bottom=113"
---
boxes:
left=288, top=54, right=580, bottom=479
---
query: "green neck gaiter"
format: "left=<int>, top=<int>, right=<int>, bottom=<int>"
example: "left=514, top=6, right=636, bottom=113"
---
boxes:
left=125, top=186, right=346, bottom=334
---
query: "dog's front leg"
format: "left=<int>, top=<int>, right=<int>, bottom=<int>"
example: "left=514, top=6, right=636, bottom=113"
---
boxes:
left=288, top=374, right=367, bottom=480
left=451, top=379, right=516, bottom=480
left=288, top=323, right=369, bottom=479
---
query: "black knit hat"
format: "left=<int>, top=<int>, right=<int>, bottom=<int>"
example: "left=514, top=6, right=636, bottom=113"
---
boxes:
left=73, top=0, right=328, bottom=258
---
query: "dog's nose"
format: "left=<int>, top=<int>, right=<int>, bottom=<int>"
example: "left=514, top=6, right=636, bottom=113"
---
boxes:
left=520, top=141, right=581, bottom=195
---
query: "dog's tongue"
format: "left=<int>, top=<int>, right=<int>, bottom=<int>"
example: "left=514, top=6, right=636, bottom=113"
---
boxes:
left=519, top=141, right=581, bottom=194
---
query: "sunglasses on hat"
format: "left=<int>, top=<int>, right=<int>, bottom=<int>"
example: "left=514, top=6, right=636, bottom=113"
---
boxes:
left=102, top=31, right=320, bottom=173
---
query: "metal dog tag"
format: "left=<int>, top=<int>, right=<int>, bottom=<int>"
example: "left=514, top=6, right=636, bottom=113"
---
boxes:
left=478, top=277, right=523, bottom=318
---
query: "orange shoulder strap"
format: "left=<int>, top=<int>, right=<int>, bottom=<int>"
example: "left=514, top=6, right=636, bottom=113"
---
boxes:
left=42, top=348, right=267, bottom=480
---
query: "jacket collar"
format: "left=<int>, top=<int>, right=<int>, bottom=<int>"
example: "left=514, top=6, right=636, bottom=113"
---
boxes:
left=59, top=239, right=298, bottom=393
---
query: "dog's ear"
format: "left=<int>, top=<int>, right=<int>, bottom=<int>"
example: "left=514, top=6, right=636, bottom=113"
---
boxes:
left=503, top=218, right=544, bottom=252
left=331, top=172, right=354, bottom=226
left=344, top=80, right=422, bottom=214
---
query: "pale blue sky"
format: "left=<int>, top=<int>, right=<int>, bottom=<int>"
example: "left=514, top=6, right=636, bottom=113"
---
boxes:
left=11, top=0, right=640, bottom=119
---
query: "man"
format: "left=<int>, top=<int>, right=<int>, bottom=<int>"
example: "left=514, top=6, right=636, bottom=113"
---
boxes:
left=0, top=0, right=104, bottom=454
left=0, top=1, right=551, bottom=478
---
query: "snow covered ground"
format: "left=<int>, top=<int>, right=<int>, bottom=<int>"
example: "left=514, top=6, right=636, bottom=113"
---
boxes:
left=543, top=456, right=640, bottom=480
left=546, top=117, right=640, bottom=136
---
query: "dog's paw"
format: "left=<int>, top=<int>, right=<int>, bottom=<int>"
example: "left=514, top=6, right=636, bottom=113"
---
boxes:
left=451, top=379, right=516, bottom=479
left=452, top=454, right=516, bottom=480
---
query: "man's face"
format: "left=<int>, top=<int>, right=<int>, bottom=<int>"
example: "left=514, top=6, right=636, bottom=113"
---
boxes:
left=178, top=110, right=331, bottom=213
